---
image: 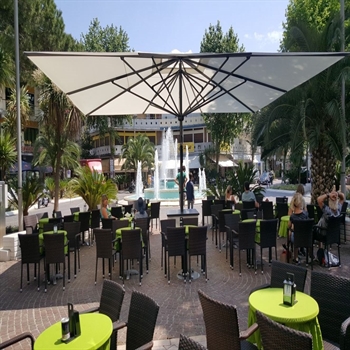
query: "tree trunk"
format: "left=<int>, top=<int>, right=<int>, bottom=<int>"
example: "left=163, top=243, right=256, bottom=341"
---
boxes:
left=310, top=144, right=336, bottom=204
left=54, top=153, right=62, bottom=212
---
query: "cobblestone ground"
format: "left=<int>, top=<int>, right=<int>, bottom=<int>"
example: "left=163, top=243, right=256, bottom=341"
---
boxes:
left=1, top=201, right=350, bottom=349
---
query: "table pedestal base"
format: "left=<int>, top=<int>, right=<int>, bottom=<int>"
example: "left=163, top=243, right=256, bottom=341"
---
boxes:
left=177, top=269, right=201, bottom=280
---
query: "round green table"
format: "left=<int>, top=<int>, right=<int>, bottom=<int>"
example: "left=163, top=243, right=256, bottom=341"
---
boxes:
left=34, top=313, right=112, bottom=350
left=248, top=288, right=323, bottom=350
left=278, top=215, right=290, bottom=237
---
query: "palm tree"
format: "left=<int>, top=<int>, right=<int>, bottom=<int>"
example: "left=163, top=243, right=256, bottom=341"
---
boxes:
left=0, top=131, right=16, bottom=181
left=32, top=70, right=84, bottom=211
left=121, top=134, right=154, bottom=179
left=0, top=45, right=14, bottom=90
left=70, top=166, right=117, bottom=210
left=2, top=86, right=32, bottom=138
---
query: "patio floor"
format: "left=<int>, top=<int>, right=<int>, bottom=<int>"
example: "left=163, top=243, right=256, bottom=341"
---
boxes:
left=1, top=200, right=350, bottom=349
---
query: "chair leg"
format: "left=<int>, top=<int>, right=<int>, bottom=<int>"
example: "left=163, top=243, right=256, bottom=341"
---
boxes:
left=37, top=261, right=41, bottom=291
left=167, top=254, right=170, bottom=284
left=95, top=258, right=98, bottom=285
left=261, top=247, right=263, bottom=274
left=189, top=254, right=192, bottom=283
left=45, top=263, right=48, bottom=292
left=62, top=262, right=65, bottom=291
left=20, top=264, right=23, bottom=292
left=27, top=264, right=30, bottom=284
left=74, top=249, right=77, bottom=278
left=164, top=248, right=167, bottom=277
left=67, top=253, right=70, bottom=282
left=239, top=250, right=242, bottom=276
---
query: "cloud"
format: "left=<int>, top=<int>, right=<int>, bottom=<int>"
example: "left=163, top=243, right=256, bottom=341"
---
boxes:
left=267, top=30, right=283, bottom=43
left=253, top=32, right=264, bottom=41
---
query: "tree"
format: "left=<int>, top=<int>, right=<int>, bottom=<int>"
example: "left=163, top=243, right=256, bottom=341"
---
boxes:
left=0, top=0, right=81, bottom=84
left=32, top=70, right=83, bottom=211
left=0, top=44, right=14, bottom=89
left=200, top=21, right=250, bottom=173
left=0, top=131, right=17, bottom=181
left=2, top=86, right=32, bottom=138
left=81, top=18, right=131, bottom=177
left=121, top=134, right=154, bottom=177
left=70, top=166, right=117, bottom=210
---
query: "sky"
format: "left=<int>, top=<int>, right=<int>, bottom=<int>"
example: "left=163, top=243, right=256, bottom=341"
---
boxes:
left=56, top=0, right=290, bottom=53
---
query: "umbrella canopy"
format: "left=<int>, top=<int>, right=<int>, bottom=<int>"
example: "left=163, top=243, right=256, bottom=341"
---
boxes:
left=10, top=161, right=32, bottom=173
left=25, top=51, right=349, bottom=211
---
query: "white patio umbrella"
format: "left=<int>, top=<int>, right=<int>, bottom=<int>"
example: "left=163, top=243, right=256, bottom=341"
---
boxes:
left=25, top=51, right=348, bottom=211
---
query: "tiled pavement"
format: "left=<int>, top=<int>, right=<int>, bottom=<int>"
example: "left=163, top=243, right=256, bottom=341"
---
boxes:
left=1, top=200, right=350, bottom=349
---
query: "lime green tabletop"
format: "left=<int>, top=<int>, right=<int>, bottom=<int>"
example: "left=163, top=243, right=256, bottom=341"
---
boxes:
left=34, top=313, right=112, bottom=350
left=278, top=215, right=290, bottom=237
left=221, top=209, right=241, bottom=215
left=120, top=217, right=132, bottom=223
left=39, top=231, right=68, bottom=254
left=39, top=218, right=50, bottom=234
left=248, top=288, right=323, bottom=350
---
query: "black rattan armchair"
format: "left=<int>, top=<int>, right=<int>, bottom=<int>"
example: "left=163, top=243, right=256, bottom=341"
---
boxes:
left=0, top=332, right=35, bottom=349
left=178, top=334, right=207, bottom=350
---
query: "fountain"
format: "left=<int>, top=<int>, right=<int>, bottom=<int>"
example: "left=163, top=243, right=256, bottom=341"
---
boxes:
left=125, top=127, right=207, bottom=203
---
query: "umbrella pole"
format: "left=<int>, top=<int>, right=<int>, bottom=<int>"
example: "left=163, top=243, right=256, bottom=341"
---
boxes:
left=179, top=116, right=184, bottom=213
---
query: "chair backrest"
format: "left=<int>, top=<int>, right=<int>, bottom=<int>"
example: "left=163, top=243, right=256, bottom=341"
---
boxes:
left=126, top=291, right=160, bottom=350
left=54, top=211, right=62, bottom=218
left=240, top=208, right=256, bottom=221
left=276, top=197, right=288, bottom=204
left=207, top=195, right=215, bottom=201
left=210, top=204, right=223, bottom=218
left=94, top=229, right=113, bottom=258
left=135, top=217, right=149, bottom=244
left=90, top=209, right=101, bottom=229
left=269, top=260, right=307, bottom=292
left=99, top=279, right=125, bottom=322
left=256, top=310, right=312, bottom=350
left=19, top=234, right=41, bottom=263
left=293, top=219, right=315, bottom=248
left=121, top=229, right=142, bottom=260
left=63, top=215, right=74, bottom=223
left=178, top=334, right=207, bottom=350
left=37, top=212, right=48, bottom=220
left=78, top=211, right=91, bottom=232
left=188, top=226, right=207, bottom=255
left=43, top=233, right=65, bottom=264
left=202, top=199, right=213, bottom=216
left=70, top=207, right=80, bottom=214
left=63, top=222, right=81, bottom=249
left=325, top=215, right=342, bottom=245
left=315, top=205, right=323, bottom=222
left=43, top=223, right=55, bottom=232
left=259, top=219, right=278, bottom=248
left=111, top=206, right=123, bottom=219
left=150, top=202, right=161, bottom=219
left=166, top=227, right=186, bottom=256
left=224, top=213, right=240, bottom=234
left=49, top=217, right=62, bottom=226
left=123, top=204, right=133, bottom=214
left=255, top=193, right=264, bottom=206
left=160, top=219, right=176, bottom=234
left=261, top=201, right=274, bottom=220
left=183, top=217, right=198, bottom=226
left=341, top=201, right=348, bottom=213
left=310, top=271, right=350, bottom=344
left=275, top=203, right=289, bottom=219
left=238, top=221, right=256, bottom=249
left=235, top=202, right=243, bottom=211
left=306, top=205, right=316, bottom=221
left=198, top=289, right=241, bottom=350
left=242, top=201, right=255, bottom=210
left=23, top=215, right=39, bottom=234
left=113, top=219, right=130, bottom=231
left=214, top=199, right=225, bottom=206
left=101, top=218, right=114, bottom=230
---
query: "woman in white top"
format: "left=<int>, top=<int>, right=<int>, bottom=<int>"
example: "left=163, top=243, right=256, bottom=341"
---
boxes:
left=225, top=185, right=237, bottom=204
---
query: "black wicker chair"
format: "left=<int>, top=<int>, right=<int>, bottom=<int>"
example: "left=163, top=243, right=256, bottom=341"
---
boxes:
left=261, top=201, right=274, bottom=220
left=81, top=279, right=125, bottom=350
left=150, top=201, right=161, bottom=231
left=250, top=260, right=307, bottom=295
left=164, top=227, right=186, bottom=283
left=341, top=201, right=348, bottom=243
left=160, top=219, right=176, bottom=270
left=90, top=209, right=101, bottom=245
left=111, top=206, right=123, bottom=219
left=120, top=229, right=143, bottom=286
left=243, top=201, right=256, bottom=210
left=256, top=310, right=312, bottom=350
left=23, top=214, right=39, bottom=234
left=276, top=197, right=288, bottom=204
left=94, top=228, right=117, bottom=284
left=78, top=211, right=91, bottom=245
left=257, top=219, right=278, bottom=273
left=188, top=226, right=208, bottom=282
left=0, top=332, right=35, bottom=349
left=70, top=207, right=80, bottom=214
left=275, top=202, right=289, bottom=227
left=135, top=217, right=151, bottom=271
left=43, top=233, right=69, bottom=292
left=63, top=214, right=74, bottom=223
left=306, top=204, right=316, bottom=223
left=178, top=334, right=207, bottom=350
left=198, top=289, right=258, bottom=350
left=63, top=221, right=81, bottom=278
left=310, top=271, right=350, bottom=349
left=289, top=219, right=315, bottom=268
left=210, top=204, right=223, bottom=246
left=183, top=217, right=198, bottom=226
left=123, top=204, right=133, bottom=215
left=19, top=234, right=43, bottom=292
left=240, top=208, right=256, bottom=221
left=114, top=291, right=160, bottom=350
left=224, top=213, right=240, bottom=268
left=238, top=221, right=257, bottom=275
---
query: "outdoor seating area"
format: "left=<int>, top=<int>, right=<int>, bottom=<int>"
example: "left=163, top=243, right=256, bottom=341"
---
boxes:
left=2, top=200, right=350, bottom=349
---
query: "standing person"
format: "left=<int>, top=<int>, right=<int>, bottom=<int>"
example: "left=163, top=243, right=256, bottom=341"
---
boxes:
left=175, top=165, right=187, bottom=201
left=100, top=194, right=115, bottom=219
left=186, top=173, right=195, bottom=209
left=242, top=181, right=259, bottom=208
left=288, top=193, right=309, bottom=263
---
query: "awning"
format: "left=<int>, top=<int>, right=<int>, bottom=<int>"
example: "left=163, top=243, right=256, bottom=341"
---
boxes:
left=188, top=155, right=201, bottom=169
left=210, top=155, right=238, bottom=168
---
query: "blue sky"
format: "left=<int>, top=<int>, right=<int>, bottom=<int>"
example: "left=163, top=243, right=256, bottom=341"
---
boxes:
left=56, top=0, right=289, bottom=53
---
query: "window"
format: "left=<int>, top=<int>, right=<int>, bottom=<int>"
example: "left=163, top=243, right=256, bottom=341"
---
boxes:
left=194, top=133, right=203, bottom=143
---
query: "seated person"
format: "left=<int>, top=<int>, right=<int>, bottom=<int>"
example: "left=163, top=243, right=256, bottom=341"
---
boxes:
left=241, top=181, right=259, bottom=208
left=288, top=184, right=306, bottom=215
left=288, top=193, right=308, bottom=264
left=100, top=194, right=115, bottom=219
left=225, top=185, right=237, bottom=204
left=135, top=197, right=148, bottom=219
